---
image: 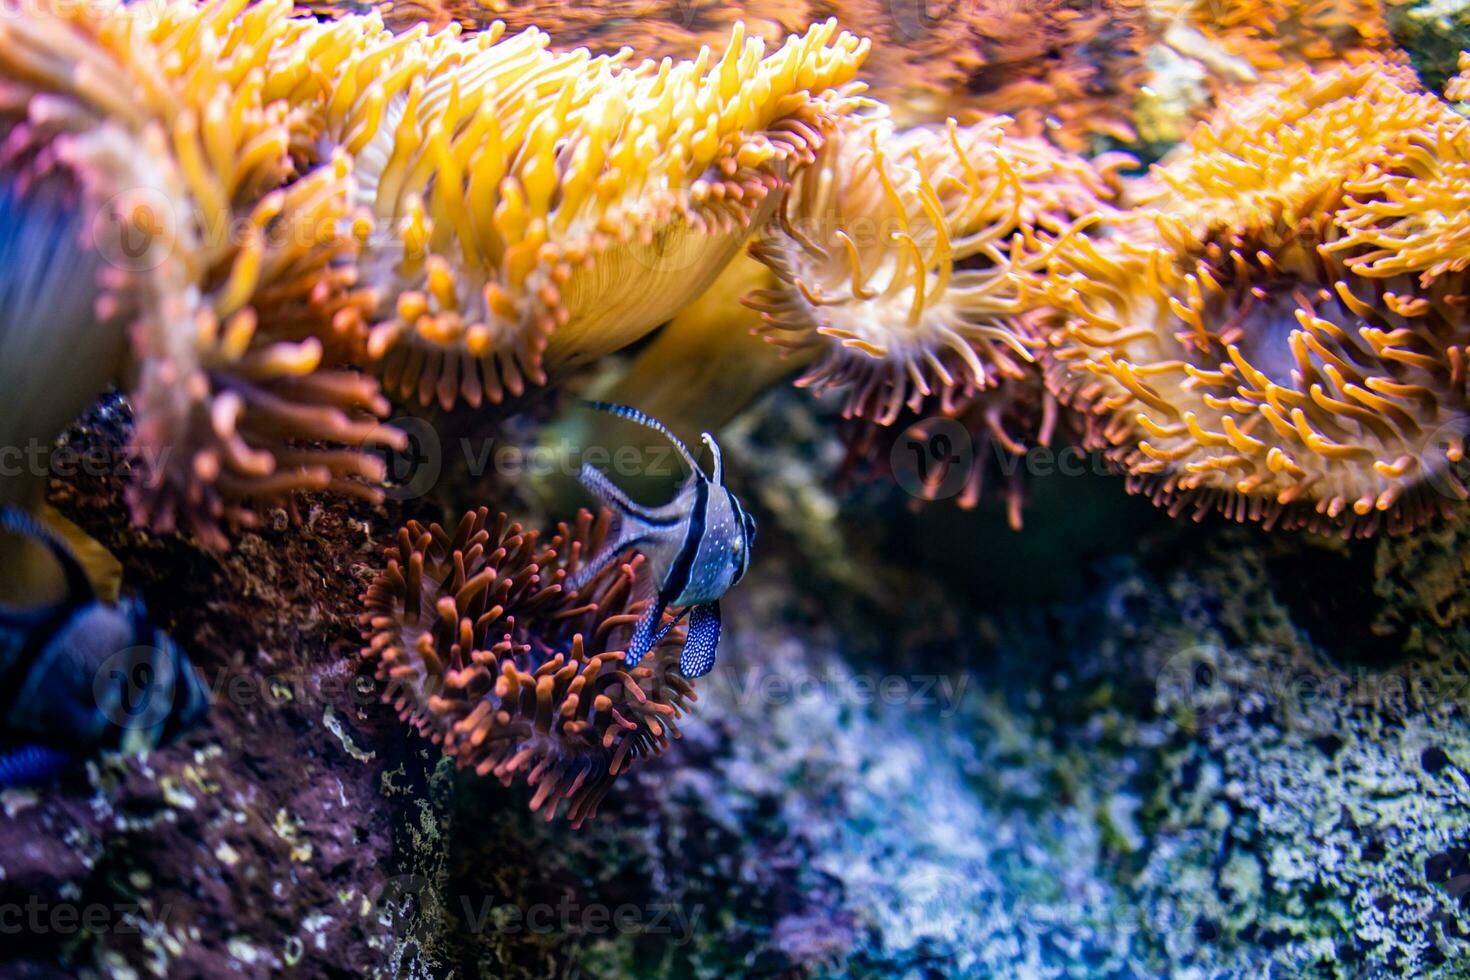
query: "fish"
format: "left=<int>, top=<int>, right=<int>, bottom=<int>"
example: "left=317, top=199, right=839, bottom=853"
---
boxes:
left=0, top=507, right=211, bottom=786
left=569, top=402, right=756, bottom=678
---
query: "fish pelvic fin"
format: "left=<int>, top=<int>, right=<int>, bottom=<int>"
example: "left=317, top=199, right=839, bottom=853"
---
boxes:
left=623, top=596, right=668, bottom=669
left=679, top=602, right=721, bottom=679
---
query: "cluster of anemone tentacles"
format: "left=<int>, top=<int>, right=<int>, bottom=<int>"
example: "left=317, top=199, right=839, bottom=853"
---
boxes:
left=302, top=0, right=1152, bottom=152
left=740, top=24, right=1470, bottom=538
left=1043, top=59, right=1470, bottom=537
left=0, top=0, right=867, bottom=548
left=360, top=509, right=695, bottom=826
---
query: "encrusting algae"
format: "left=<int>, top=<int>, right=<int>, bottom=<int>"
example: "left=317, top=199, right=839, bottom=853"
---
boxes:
left=360, top=508, right=695, bottom=826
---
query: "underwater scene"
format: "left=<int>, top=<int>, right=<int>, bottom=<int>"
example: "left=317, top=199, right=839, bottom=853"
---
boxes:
left=0, top=0, right=1469, bottom=975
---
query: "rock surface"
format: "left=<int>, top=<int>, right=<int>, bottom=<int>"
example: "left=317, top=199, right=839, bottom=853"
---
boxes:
left=5, top=390, right=1468, bottom=977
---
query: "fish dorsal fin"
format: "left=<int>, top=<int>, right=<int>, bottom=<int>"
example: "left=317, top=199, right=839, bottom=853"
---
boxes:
left=0, top=506, right=95, bottom=609
left=701, top=433, right=723, bottom=484
left=583, top=400, right=703, bottom=479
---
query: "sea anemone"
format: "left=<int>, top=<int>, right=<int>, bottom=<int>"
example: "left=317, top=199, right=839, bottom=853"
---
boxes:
left=1143, top=0, right=1408, bottom=148
left=320, top=18, right=868, bottom=410
left=841, top=375, right=1063, bottom=528
left=0, top=0, right=404, bottom=549
left=1044, top=66, right=1470, bottom=536
left=843, top=0, right=1151, bottom=151
left=371, top=0, right=811, bottom=62
left=1448, top=52, right=1470, bottom=101
left=307, top=0, right=1149, bottom=153
left=1181, top=0, right=1399, bottom=77
left=1332, top=117, right=1470, bottom=287
left=359, top=508, right=695, bottom=826
left=747, top=112, right=1116, bottom=426
left=1133, top=58, right=1446, bottom=236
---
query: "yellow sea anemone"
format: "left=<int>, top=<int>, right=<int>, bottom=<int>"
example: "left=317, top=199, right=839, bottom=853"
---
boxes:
left=1133, top=58, right=1446, bottom=236
left=1183, top=0, right=1399, bottom=76
left=747, top=112, right=1116, bottom=425
left=0, top=0, right=404, bottom=549
left=1448, top=52, right=1470, bottom=101
left=320, top=18, right=868, bottom=409
left=368, top=0, right=810, bottom=62
left=1332, top=118, right=1470, bottom=287
left=306, top=0, right=1150, bottom=152
left=1045, top=68, right=1470, bottom=536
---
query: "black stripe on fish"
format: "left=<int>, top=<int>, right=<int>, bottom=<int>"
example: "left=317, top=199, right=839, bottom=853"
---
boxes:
left=661, top=475, right=709, bottom=605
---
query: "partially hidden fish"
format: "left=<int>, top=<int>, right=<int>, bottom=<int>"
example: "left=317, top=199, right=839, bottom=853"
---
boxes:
left=569, top=402, right=756, bottom=678
left=0, top=507, right=211, bottom=786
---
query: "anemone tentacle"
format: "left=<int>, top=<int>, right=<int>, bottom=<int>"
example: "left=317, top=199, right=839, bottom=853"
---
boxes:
left=1045, top=62, right=1470, bottom=536
left=359, top=508, right=695, bottom=827
left=0, top=0, right=405, bottom=548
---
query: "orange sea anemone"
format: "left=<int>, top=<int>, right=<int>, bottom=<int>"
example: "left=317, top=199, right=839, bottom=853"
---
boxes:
left=1180, top=0, right=1399, bottom=77
left=747, top=112, right=1117, bottom=426
left=360, top=508, right=695, bottom=827
left=319, top=18, right=868, bottom=410
left=305, top=0, right=1150, bottom=153
left=1332, top=118, right=1470, bottom=287
left=0, top=0, right=403, bottom=549
left=843, top=0, right=1152, bottom=151
left=1045, top=65, right=1470, bottom=536
left=1143, top=0, right=1408, bottom=147
left=1448, top=52, right=1470, bottom=100
left=1132, top=58, right=1445, bottom=236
